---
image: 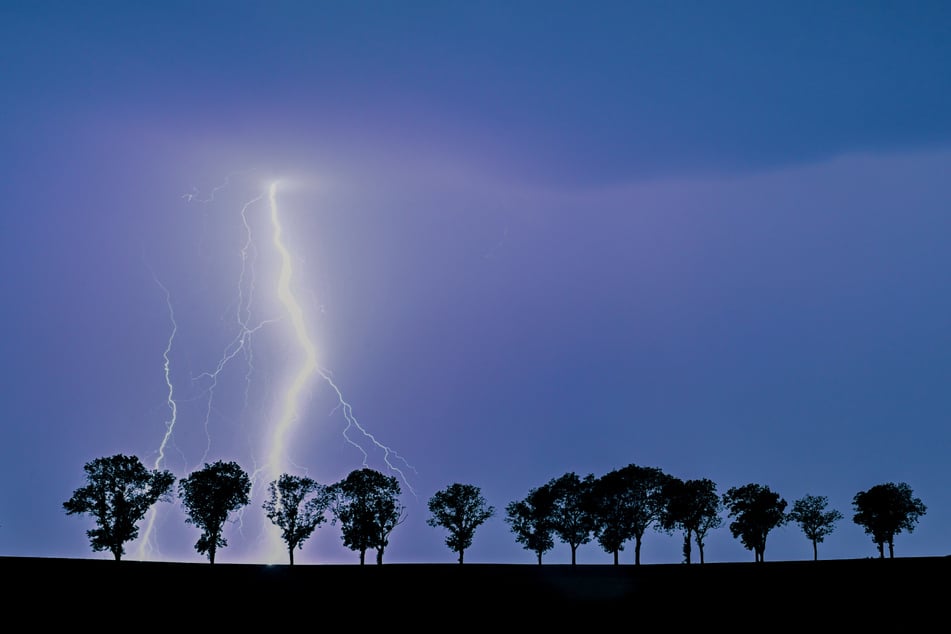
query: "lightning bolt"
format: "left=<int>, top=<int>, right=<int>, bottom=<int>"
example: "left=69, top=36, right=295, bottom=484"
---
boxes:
left=261, top=180, right=417, bottom=561
left=141, top=175, right=416, bottom=563
left=267, top=181, right=417, bottom=494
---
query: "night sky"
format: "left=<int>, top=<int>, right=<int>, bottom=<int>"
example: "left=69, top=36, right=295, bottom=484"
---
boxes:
left=2, top=2, right=950, bottom=565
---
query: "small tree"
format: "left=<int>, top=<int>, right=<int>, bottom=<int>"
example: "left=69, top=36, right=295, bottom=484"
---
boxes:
left=692, top=498, right=723, bottom=565
left=178, top=460, right=251, bottom=564
left=722, top=483, right=788, bottom=562
left=330, top=468, right=405, bottom=565
left=263, top=473, right=333, bottom=565
left=427, top=483, right=495, bottom=564
left=852, top=482, right=926, bottom=559
left=788, top=494, right=843, bottom=561
left=63, top=454, right=175, bottom=561
left=505, top=484, right=556, bottom=565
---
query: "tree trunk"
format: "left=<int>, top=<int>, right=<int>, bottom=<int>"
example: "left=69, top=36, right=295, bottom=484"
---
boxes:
left=376, top=549, right=384, bottom=565
left=812, top=540, right=818, bottom=561
left=613, top=550, right=619, bottom=566
left=634, top=538, right=642, bottom=566
left=458, top=549, right=464, bottom=564
left=289, top=547, right=295, bottom=566
left=570, top=546, right=577, bottom=565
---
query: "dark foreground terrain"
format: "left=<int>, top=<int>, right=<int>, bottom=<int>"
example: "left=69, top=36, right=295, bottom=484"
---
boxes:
left=4, top=555, right=946, bottom=625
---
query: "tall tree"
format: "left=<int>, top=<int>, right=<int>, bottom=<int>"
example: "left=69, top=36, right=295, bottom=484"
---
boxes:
left=587, top=468, right=635, bottom=565
left=63, top=454, right=175, bottom=561
left=427, top=482, right=495, bottom=564
left=330, top=468, right=405, bottom=565
left=178, top=460, right=251, bottom=564
left=722, top=483, right=788, bottom=562
left=505, top=484, right=556, bottom=565
left=852, top=482, right=926, bottom=559
left=262, top=473, right=332, bottom=565
left=546, top=472, right=597, bottom=565
left=659, top=477, right=722, bottom=564
left=612, top=464, right=671, bottom=565
left=787, top=494, right=843, bottom=561
left=590, top=464, right=670, bottom=565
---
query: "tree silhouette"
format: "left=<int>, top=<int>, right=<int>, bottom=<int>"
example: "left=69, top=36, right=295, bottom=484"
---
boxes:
left=584, top=465, right=679, bottom=565
left=505, top=484, right=556, bottom=564
left=426, top=482, right=495, bottom=564
left=722, top=483, right=787, bottom=562
left=852, top=482, right=926, bottom=559
left=587, top=468, right=635, bottom=565
left=330, top=468, right=405, bottom=565
left=178, top=460, right=251, bottom=564
left=546, top=472, right=596, bottom=565
left=63, top=454, right=175, bottom=561
left=262, top=473, right=332, bottom=565
left=659, top=477, right=722, bottom=564
left=788, top=494, right=842, bottom=561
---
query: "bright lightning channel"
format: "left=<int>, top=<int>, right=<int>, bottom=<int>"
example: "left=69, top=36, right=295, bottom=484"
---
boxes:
left=265, top=180, right=318, bottom=474
left=262, top=180, right=417, bottom=561
left=266, top=181, right=416, bottom=491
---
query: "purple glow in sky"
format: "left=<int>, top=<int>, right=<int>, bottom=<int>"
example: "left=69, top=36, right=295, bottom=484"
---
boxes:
left=2, top=2, right=950, bottom=565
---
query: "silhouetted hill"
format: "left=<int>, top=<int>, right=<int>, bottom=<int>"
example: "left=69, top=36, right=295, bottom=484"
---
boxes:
left=4, top=555, right=945, bottom=625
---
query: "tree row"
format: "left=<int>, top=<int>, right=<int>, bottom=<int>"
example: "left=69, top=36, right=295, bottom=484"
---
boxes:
left=63, top=454, right=926, bottom=565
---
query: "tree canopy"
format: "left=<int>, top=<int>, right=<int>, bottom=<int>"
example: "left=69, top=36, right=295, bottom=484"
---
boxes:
left=788, top=494, right=843, bottom=561
left=262, top=473, right=333, bottom=565
left=587, top=468, right=635, bottom=565
left=546, top=472, right=597, bottom=565
left=63, top=453, right=175, bottom=561
left=722, top=483, right=788, bottom=562
left=427, top=482, right=495, bottom=564
left=852, top=482, right=926, bottom=559
left=178, top=460, right=251, bottom=564
left=505, top=484, right=556, bottom=565
left=659, top=477, right=722, bottom=564
left=330, top=468, right=405, bottom=565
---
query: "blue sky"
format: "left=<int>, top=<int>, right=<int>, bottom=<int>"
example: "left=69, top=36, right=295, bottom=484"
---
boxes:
left=1, top=1, right=949, bottom=565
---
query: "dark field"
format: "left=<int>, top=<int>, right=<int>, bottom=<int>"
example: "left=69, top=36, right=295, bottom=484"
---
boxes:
left=5, top=555, right=946, bottom=625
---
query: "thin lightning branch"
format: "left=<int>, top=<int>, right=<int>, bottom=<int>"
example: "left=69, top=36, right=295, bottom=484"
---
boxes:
left=181, top=170, right=256, bottom=204
left=185, top=187, right=284, bottom=557
left=137, top=273, right=182, bottom=560
left=191, top=194, right=281, bottom=465
left=152, top=276, right=180, bottom=470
